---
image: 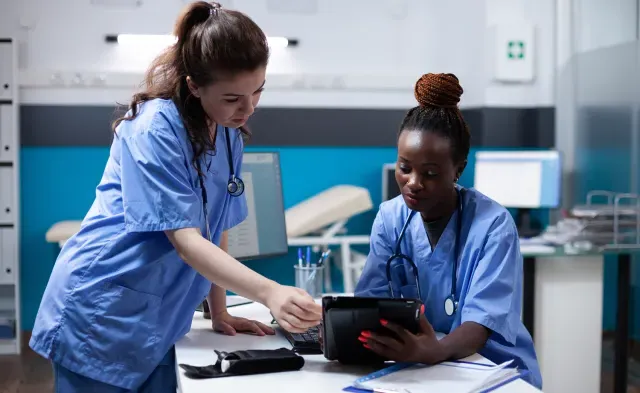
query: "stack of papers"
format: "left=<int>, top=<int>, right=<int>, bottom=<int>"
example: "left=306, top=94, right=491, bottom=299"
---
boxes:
left=345, top=359, right=525, bottom=393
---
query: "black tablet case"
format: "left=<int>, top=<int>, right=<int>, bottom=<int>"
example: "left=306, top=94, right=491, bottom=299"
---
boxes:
left=321, top=296, right=422, bottom=364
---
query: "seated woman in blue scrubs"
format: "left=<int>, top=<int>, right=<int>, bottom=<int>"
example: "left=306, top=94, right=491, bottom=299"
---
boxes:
left=354, top=73, right=542, bottom=389
left=29, top=2, right=322, bottom=392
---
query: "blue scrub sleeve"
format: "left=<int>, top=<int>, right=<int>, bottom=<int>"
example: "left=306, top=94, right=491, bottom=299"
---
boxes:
left=120, top=128, right=202, bottom=233
left=354, top=209, right=394, bottom=297
left=461, top=230, right=522, bottom=345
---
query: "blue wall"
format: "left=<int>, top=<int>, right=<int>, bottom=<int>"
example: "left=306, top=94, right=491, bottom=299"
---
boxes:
left=22, top=145, right=492, bottom=329
left=20, top=146, right=398, bottom=329
left=21, top=145, right=617, bottom=334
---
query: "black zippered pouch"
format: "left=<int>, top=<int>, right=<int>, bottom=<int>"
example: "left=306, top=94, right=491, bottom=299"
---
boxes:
left=179, top=348, right=305, bottom=379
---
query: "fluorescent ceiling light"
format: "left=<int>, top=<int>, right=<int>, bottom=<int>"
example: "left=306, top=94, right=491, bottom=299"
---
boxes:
left=267, top=36, right=292, bottom=48
left=105, top=34, right=297, bottom=48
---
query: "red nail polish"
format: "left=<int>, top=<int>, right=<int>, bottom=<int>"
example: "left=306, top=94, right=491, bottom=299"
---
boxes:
left=361, top=330, right=371, bottom=337
left=363, top=343, right=371, bottom=349
left=358, top=336, right=367, bottom=343
left=420, top=304, right=425, bottom=314
left=380, top=319, right=388, bottom=326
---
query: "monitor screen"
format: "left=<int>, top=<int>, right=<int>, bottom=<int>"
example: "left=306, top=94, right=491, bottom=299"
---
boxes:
left=473, top=150, right=561, bottom=209
left=226, top=152, right=288, bottom=261
left=382, top=163, right=400, bottom=202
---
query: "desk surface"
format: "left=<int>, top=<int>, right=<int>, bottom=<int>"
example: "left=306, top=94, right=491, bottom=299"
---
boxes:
left=175, top=301, right=542, bottom=393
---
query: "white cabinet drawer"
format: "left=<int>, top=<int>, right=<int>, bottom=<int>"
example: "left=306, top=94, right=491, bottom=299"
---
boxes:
left=0, top=41, right=13, bottom=101
left=0, top=227, right=16, bottom=284
left=0, top=167, right=14, bottom=225
left=0, top=105, right=14, bottom=162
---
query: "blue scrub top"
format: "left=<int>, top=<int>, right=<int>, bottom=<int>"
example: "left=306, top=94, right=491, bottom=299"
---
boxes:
left=29, top=98, right=248, bottom=390
left=354, top=187, right=542, bottom=389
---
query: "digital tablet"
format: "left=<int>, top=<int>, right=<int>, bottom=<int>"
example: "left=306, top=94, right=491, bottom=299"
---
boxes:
left=321, top=295, right=423, bottom=364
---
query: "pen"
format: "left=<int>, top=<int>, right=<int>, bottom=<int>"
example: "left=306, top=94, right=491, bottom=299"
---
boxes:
left=298, top=248, right=303, bottom=268
left=306, top=246, right=312, bottom=267
left=317, top=250, right=331, bottom=267
left=305, top=249, right=330, bottom=289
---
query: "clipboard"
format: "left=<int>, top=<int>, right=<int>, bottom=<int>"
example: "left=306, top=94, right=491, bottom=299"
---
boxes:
left=342, top=359, right=530, bottom=393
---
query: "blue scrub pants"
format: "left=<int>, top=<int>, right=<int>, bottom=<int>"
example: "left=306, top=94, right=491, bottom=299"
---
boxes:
left=53, top=346, right=177, bottom=392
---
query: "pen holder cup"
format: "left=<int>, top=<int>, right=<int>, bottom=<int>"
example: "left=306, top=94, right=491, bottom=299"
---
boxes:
left=294, top=264, right=325, bottom=298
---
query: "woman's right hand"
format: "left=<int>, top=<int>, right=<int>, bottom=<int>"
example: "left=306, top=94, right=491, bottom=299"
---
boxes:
left=266, top=284, right=322, bottom=333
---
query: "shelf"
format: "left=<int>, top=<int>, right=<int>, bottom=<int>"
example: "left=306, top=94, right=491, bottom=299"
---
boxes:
left=0, top=37, right=20, bottom=355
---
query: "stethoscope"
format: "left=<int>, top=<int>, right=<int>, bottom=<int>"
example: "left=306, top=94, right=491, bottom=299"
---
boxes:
left=195, top=126, right=244, bottom=242
left=386, top=187, right=464, bottom=317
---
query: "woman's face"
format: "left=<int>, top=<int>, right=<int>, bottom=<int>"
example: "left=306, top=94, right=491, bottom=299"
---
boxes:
left=395, top=129, right=464, bottom=215
left=187, top=66, right=267, bottom=129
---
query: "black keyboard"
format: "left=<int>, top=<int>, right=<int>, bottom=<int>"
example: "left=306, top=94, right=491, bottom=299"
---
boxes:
left=282, top=325, right=322, bottom=355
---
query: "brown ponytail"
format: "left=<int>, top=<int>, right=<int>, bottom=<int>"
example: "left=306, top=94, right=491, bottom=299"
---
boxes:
left=112, top=1, right=269, bottom=170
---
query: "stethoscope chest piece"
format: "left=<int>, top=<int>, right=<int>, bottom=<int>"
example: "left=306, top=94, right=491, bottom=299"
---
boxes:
left=444, top=295, right=457, bottom=316
left=227, top=176, right=244, bottom=197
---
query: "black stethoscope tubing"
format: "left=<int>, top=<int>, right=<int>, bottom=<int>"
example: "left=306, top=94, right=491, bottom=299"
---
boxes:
left=194, top=126, right=244, bottom=242
left=385, top=187, right=463, bottom=316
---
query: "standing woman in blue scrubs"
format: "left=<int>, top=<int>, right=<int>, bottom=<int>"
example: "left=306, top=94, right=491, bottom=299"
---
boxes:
left=29, top=2, right=322, bottom=392
left=354, top=73, right=542, bottom=389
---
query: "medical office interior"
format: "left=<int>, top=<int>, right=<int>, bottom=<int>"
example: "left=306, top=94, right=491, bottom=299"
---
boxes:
left=1, top=0, right=640, bottom=392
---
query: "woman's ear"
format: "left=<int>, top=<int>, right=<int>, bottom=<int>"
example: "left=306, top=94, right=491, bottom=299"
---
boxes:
left=186, top=76, right=201, bottom=98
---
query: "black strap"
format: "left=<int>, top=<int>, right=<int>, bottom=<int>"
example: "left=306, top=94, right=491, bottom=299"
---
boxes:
left=395, top=209, right=417, bottom=255
left=195, top=159, right=207, bottom=204
left=451, top=187, right=464, bottom=300
left=224, top=127, right=234, bottom=178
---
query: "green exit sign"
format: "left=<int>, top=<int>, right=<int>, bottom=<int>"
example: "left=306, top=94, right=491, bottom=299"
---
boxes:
left=507, top=40, right=525, bottom=59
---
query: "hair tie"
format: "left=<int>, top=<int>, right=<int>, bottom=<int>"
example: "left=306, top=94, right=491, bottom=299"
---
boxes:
left=209, top=2, right=222, bottom=16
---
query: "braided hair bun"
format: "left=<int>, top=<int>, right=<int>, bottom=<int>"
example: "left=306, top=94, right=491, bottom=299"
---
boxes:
left=414, top=73, right=463, bottom=109
left=399, top=72, right=470, bottom=164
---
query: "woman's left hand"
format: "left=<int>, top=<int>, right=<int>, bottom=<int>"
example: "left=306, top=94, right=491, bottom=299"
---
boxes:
left=360, top=310, right=447, bottom=364
left=211, top=310, right=275, bottom=336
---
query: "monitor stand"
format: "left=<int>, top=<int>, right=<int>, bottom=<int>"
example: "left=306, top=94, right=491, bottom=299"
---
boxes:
left=516, top=208, right=542, bottom=239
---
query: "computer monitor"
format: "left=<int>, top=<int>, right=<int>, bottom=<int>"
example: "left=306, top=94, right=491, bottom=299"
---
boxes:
left=473, top=150, right=561, bottom=236
left=382, top=163, right=400, bottom=202
left=226, top=152, right=288, bottom=261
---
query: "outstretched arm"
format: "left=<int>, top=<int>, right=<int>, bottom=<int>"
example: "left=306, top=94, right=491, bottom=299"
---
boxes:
left=167, top=228, right=278, bottom=305
left=118, top=122, right=321, bottom=333
left=204, top=232, right=275, bottom=336
left=206, top=231, right=230, bottom=318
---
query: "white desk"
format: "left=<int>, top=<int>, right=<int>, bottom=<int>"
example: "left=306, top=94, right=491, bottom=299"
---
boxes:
left=46, top=220, right=598, bottom=393
left=175, top=301, right=542, bottom=393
